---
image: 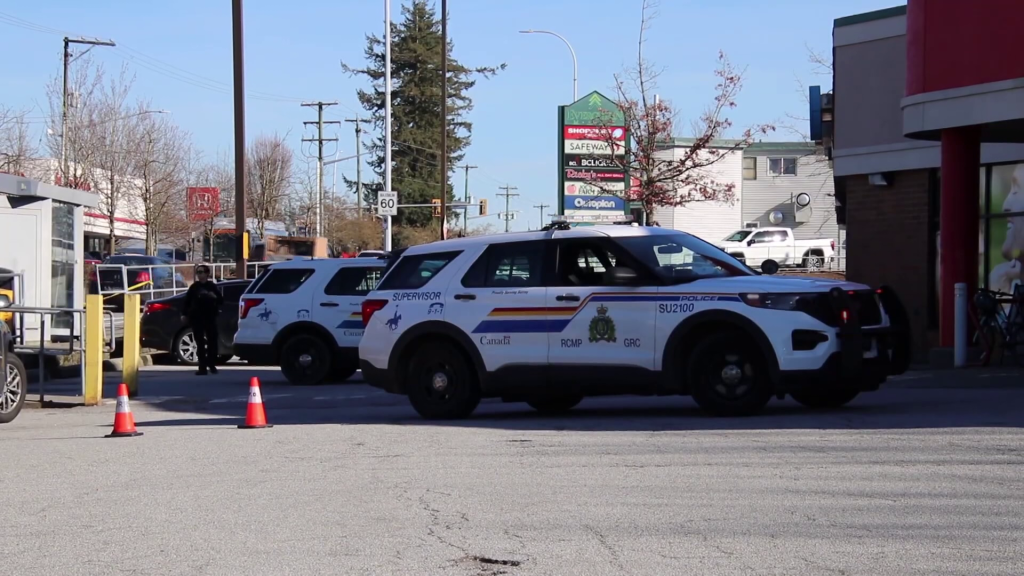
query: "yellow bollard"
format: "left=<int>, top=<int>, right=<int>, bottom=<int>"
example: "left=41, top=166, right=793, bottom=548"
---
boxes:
left=122, top=293, right=141, bottom=398
left=83, top=294, right=104, bottom=406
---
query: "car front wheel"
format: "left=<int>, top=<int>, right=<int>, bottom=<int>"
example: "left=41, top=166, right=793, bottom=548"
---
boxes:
left=280, top=334, right=333, bottom=386
left=0, top=353, right=27, bottom=424
left=688, top=330, right=773, bottom=417
left=174, top=329, right=199, bottom=365
left=406, top=341, right=480, bottom=420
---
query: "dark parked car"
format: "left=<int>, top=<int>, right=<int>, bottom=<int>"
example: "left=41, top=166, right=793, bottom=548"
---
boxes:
left=90, top=255, right=188, bottom=311
left=140, top=279, right=251, bottom=365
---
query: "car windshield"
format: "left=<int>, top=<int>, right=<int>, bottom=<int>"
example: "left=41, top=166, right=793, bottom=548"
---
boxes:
left=617, top=232, right=756, bottom=283
left=723, top=230, right=752, bottom=242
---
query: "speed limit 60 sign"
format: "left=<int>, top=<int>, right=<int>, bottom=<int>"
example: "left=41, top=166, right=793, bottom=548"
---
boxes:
left=377, top=191, right=398, bottom=216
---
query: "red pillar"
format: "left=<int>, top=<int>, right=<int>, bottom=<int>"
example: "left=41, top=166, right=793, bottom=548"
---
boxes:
left=939, top=126, right=981, bottom=347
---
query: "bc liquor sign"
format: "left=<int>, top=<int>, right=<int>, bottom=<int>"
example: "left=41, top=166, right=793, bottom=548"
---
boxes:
left=557, top=92, right=630, bottom=223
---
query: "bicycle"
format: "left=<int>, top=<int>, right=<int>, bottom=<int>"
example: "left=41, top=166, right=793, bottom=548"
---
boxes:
left=972, top=286, right=1024, bottom=366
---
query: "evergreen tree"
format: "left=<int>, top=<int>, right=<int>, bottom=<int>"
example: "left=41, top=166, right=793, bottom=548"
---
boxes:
left=342, top=0, right=504, bottom=228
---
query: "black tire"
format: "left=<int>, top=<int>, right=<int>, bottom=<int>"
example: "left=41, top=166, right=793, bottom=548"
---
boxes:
left=790, top=387, right=860, bottom=409
left=802, top=252, right=824, bottom=270
left=526, top=395, right=583, bottom=414
left=279, top=334, right=333, bottom=386
left=760, top=259, right=780, bottom=275
left=688, top=330, right=772, bottom=417
left=406, top=341, right=480, bottom=420
left=0, top=353, right=27, bottom=424
left=173, top=329, right=199, bottom=366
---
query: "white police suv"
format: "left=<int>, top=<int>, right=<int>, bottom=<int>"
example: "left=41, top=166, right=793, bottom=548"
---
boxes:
left=358, top=223, right=911, bottom=420
left=233, top=257, right=386, bottom=385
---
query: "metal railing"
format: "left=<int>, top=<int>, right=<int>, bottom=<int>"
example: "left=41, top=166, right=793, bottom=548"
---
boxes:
left=6, top=305, right=116, bottom=402
left=89, top=260, right=281, bottom=306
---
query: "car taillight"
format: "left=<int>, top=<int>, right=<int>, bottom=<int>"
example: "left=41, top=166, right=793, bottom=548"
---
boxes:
left=144, top=301, right=172, bottom=314
left=239, top=298, right=264, bottom=319
left=830, top=240, right=836, bottom=252
left=361, top=299, right=388, bottom=326
left=136, top=271, right=151, bottom=283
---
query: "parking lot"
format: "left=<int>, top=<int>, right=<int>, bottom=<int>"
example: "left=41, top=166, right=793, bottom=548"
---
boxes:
left=3, top=366, right=1023, bottom=576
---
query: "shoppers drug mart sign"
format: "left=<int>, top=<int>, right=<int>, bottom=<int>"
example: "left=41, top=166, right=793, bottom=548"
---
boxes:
left=557, top=91, right=629, bottom=220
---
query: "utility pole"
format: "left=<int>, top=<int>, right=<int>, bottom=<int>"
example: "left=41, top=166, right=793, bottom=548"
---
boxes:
left=384, top=0, right=394, bottom=252
left=231, top=0, right=247, bottom=278
left=440, top=0, right=449, bottom=240
left=302, top=101, right=340, bottom=237
left=62, top=36, right=115, bottom=185
left=496, top=185, right=519, bottom=233
left=533, top=203, right=550, bottom=228
left=345, top=117, right=371, bottom=214
left=461, top=164, right=477, bottom=233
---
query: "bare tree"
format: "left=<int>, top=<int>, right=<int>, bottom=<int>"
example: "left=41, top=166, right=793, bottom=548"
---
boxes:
left=246, top=133, right=294, bottom=240
left=85, top=65, right=139, bottom=250
left=283, top=161, right=319, bottom=236
left=45, top=53, right=106, bottom=188
left=187, top=151, right=236, bottom=262
left=0, top=105, right=37, bottom=176
left=127, top=100, right=190, bottom=255
left=588, top=0, right=773, bottom=223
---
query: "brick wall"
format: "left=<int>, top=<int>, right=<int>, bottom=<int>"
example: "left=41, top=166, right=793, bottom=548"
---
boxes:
left=844, top=170, right=935, bottom=359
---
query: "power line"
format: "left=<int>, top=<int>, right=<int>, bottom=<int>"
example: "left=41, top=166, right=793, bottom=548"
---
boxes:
left=301, top=101, right=340, bottom=237
left=532, top=203, right=550, bottom=228
left=496, top=185, right=519, bottom=233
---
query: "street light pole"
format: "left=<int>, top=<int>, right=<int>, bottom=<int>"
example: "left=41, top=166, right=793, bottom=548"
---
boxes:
left=232, top=0, right=248, bottom=278
left=62, top=36, right=116, bottom=184
left=519, top=30, right=577, bottom=101
left=384, top=0, right=393, bottom=252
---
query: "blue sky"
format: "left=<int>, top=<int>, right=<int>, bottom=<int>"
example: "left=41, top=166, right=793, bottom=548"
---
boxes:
left=1, top=0, right=900, bottom=231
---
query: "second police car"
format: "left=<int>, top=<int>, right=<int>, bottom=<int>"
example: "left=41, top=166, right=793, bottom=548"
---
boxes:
left=358, top=223, right=911, bottom=420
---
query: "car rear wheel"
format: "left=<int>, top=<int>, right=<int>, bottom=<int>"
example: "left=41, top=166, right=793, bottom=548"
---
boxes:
left=406, top=341, right=480, bottom=420
left=0, top=353, right=27, bottom=424
left=688, top=330, right=773, bottom=417
left=280, top=334, right=333, bottom=386
left=174, top=329, right=198, bottom=365
left=790, top=387, right=860, bottom=409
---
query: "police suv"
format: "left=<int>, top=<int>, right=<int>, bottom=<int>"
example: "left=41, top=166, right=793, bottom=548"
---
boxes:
left=234, top=257, right=386, bottom=385
left=358, top=223, right=911, bottom=420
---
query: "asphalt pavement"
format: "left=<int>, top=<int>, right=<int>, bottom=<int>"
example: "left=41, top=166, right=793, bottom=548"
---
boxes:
left=2, top=365, right=1023, bottom=575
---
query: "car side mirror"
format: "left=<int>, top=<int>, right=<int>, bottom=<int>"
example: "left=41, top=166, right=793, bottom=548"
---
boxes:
left=0, top=294, right=10, bottom=309
left=746, top=239, right=755, bottom=246
left=605, top=267, right=638, bottom=286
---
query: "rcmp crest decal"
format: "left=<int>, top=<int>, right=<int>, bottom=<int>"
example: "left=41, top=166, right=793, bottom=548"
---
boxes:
left=588, top=304, right=616, bottom=343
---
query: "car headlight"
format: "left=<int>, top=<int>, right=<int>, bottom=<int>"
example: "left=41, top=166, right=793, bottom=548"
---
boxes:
left=739, top=293, right=814, bottom=311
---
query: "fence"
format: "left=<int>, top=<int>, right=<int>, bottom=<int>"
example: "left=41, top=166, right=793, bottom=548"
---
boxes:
left=726, top=248, right=847, bottom=275
left=89, top=260, right=279, bottom=305
left=6, top=305, right=116, bottom=401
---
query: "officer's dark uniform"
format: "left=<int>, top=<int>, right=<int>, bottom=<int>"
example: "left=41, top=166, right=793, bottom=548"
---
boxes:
left=183, top=277, right=223, bottom=375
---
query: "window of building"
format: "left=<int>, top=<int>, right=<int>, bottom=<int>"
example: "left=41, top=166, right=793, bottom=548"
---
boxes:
left=768, top=157, right=797, bottom=176
left=51, top=201, right=76, bottom=328
left=742, top=157, right=757, bottom=180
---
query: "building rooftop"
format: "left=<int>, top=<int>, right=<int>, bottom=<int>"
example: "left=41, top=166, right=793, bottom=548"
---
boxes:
left=834, top=5, right=906, bottom=29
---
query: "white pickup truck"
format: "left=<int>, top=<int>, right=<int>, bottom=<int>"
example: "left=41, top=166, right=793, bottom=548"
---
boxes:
left=717, top=227, right=835, bottom=272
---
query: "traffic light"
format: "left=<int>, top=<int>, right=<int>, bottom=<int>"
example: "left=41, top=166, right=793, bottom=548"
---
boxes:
left=479, top=198, right=488, bottom=216
left=431, top=198, right=441, bottom=217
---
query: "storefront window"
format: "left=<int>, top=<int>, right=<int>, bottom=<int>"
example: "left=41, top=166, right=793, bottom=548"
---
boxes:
left=51, top=201, right=76, bottom=329
left=986, top=163, right=1024, bottom=295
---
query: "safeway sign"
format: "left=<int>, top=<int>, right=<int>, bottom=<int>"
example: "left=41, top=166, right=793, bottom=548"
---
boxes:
left=557, top=91, right=629, bottom=222
left=187, top=187, right=220, bottom=222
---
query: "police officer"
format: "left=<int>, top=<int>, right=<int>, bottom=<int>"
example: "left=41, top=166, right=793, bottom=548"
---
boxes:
left=181, top=264, right=224, bottom=375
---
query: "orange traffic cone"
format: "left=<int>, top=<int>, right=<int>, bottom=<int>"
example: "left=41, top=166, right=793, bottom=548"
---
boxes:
left=106, top=383, right=143, bottom=438
left=239, top=377, right=273, bottom=429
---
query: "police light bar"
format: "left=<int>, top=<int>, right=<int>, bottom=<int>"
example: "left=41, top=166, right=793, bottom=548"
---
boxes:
left=552, top=214, right=634, bottom=224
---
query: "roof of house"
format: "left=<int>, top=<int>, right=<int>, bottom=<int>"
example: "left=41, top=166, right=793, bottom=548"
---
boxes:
left=834, top=5, right=907, bottom=29
left=661, top=138, right=819, bottom=156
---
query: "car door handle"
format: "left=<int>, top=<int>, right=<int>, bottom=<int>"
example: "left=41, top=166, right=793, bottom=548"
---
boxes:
left=556, top=294, right=580, bottom=302
left=453, top=294, right=476, bottom=301
left=319, top=302, right=340, bottom=308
